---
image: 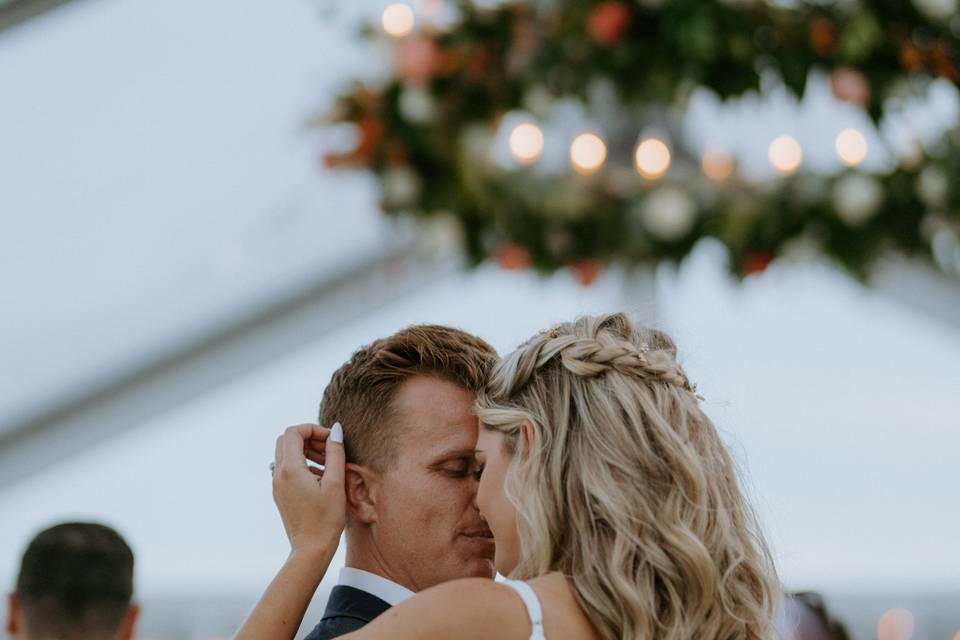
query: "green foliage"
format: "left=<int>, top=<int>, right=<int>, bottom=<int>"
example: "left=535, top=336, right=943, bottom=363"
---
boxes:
left=320, top=0, right=960, bottom=278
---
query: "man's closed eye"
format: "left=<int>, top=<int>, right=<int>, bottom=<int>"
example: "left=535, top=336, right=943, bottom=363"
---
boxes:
left=436, top=458, right=475, bottom=478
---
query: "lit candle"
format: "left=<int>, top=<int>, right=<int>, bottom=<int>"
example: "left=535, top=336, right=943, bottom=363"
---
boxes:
left=768, top=135, right=803, bottom=176
left=634, top=138, right=671, bottom=179
left=509, top=123, right=545, bottom=165
left=836, top=128, right=868, bottom=167
left=570, top=133, right=607, bottom=175
left=382, top=3, right=415, bottom=37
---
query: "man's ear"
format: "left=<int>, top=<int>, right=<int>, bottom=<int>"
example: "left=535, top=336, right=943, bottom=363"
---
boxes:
left=345, top=464, right=380, bottom=525
left=6, top=593, right=20, bottom=637
left=116, top=603, right=140, bottom=640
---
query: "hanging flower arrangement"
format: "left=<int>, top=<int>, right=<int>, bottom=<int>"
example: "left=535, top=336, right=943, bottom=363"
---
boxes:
left=318, top=0, right=960, bottom=279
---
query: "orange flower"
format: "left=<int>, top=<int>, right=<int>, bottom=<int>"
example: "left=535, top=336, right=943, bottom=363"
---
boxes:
left=587, top=2, right=632, bottom=47
left=571, top=259, right=603, bottom=285
left=395, top=38, right=443, bottom=84
left=742, top=252, right=773, bottom=275
left=809, top=17, right=836, bottom=57
left=496, top=244, right=533, bottom=270
left=465, top=46, right=492, bottom=82
left=899, top=44, right=924, bottom=72
left=930, top=44, right=959, bottom=82
left=322, top=116, right=383, bottom=168
left=831, top=67, right=871, bottom=106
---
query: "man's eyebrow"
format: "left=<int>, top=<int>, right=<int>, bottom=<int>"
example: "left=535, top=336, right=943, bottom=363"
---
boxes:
left=428, top=447, right=479, bottom=463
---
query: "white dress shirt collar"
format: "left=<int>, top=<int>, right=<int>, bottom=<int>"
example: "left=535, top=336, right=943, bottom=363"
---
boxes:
left=338, top=567, right=415, bottom=606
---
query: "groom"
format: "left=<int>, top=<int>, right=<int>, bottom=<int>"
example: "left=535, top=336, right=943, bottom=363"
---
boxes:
left=303, top=324, right=498, bottom=639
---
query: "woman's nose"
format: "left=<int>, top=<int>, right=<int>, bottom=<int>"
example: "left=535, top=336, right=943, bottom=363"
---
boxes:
left=471, top=482, right=483, bottom=514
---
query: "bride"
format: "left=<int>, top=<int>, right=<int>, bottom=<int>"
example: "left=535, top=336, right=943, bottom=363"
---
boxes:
left=238, top=313, right=780, bottom=639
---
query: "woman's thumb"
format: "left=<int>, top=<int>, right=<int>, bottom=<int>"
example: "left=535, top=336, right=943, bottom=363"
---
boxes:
left=321, top=422, right=346, bottom=494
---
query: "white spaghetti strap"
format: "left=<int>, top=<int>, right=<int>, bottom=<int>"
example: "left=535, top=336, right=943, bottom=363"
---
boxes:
left=501, top=579, right=546, bottom=640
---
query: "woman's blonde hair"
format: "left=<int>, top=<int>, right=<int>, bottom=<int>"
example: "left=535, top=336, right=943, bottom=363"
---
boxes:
left=475, top=313, right=779, bottom=640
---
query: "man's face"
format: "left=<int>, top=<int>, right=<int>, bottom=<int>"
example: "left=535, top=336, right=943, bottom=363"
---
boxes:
left=370, top=375, right=495, bottom=590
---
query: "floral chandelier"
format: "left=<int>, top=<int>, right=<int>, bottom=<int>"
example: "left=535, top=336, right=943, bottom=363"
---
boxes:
left=319, top=0, right=960, bottom=283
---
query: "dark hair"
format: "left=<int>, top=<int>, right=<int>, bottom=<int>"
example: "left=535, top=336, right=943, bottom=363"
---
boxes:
left=319, top=324, right=497, bottom=470
left=782, top=592, right=851, bottom=640
left=15, top=522, right=134, bottom=639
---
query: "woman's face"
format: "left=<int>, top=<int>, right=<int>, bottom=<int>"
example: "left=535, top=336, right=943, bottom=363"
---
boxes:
left=474, top=427, right=521, bottom=576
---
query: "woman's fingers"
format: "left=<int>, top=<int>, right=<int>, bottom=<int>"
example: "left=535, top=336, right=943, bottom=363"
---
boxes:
left=279, top=424, right=321, bottom=470
left=305, top=438, right=326, bottom=460
left=270, top=424, right=329, bottom=472
left=305, top=426, right=329, bottom=462
left=274, top=435, right=284, bottom=468
left=307, top=465, right=324, bottom=479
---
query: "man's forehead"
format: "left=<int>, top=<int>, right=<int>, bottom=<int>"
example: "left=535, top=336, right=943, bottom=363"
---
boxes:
left=389, top=376, right=479, bottom=455
left=398, top=416, right=479, bottom=459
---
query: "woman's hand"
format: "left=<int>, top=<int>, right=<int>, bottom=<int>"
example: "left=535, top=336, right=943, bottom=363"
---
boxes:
left=234, top=423, right=346, bottom=640
left=272, top=422, right=346, bottom=555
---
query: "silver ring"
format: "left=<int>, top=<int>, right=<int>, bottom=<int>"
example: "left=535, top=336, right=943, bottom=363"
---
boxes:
left=269, top=461, right=276, bottom=474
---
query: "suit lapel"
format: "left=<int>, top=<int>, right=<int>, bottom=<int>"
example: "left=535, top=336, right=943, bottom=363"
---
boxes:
left=321, top=585, right=392, bottom=624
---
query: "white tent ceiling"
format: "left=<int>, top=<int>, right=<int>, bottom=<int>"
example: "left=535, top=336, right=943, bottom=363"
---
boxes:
left=0, top=0, right=393, bottom=435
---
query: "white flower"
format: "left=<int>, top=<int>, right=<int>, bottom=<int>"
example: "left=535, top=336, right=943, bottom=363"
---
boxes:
left=781, top=234, right=823, bottom=262
left=913, top=0, right=958, bottom=22
left=832, top=173, right=884, bottom=227
left=638, top=186, right=697, bottom=241
left=419, top=212, right=463, bottom=252
left=382, top=166, right=422, bottom=208
left=916, top=166, right=949, bottom=208
left=459, top=125, right=493, bottom=162
left=399, top=86, right=436, bottom=124
left=523, top=85, right=555, bottom=120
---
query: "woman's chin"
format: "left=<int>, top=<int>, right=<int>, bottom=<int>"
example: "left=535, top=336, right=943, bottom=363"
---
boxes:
left=494, top=552, right=517, bottom=578
left=464, top=556, right=497, bottom=579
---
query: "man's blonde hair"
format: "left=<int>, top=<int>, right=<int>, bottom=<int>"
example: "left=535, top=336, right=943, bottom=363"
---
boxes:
left=320, top=324, right=497, bottom=470
left=476, top=313, right=779, bottom=640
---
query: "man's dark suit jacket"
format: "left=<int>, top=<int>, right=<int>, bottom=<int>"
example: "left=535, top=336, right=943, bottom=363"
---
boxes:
left=303, top=585, right=392, bottom=640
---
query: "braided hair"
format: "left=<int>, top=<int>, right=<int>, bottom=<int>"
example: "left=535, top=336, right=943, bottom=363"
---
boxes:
left=476, top=313, right=779, bottom=640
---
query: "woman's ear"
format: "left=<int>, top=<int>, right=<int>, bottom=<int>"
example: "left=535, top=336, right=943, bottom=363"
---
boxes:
left=345, top=464, right=380, bottom=525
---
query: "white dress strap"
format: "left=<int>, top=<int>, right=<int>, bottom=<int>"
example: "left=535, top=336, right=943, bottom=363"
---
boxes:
left=501, top=579, right=546, bottom=640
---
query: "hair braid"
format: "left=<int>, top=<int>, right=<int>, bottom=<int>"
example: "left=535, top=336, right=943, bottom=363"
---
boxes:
left=494, top=321, right=700, bottom=398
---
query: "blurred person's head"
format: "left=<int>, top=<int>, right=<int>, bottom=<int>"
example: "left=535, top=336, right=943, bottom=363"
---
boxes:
left=6, top=522, right=138, bottom=640
left=319, top=324, right=498, bottom=591
left=474, top=313, right=780, bottom=640
left=778, top=592, right=851, bottom=640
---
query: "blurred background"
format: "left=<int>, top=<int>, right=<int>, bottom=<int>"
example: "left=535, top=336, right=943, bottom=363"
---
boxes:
left=1, top=0, right=958, bottom=638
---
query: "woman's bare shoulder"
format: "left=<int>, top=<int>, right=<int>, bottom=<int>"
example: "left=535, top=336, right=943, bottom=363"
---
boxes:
left=527, top=572, right=600, bottom=639
left=345, top=578, right=533, bottom=640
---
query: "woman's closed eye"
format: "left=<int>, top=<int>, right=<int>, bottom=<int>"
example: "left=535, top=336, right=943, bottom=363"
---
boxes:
left=472, top=464, right=485, bottom=481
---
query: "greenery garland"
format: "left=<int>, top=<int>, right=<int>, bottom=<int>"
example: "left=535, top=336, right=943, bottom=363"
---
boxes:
left=320, top=0, right=960, bottom=282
